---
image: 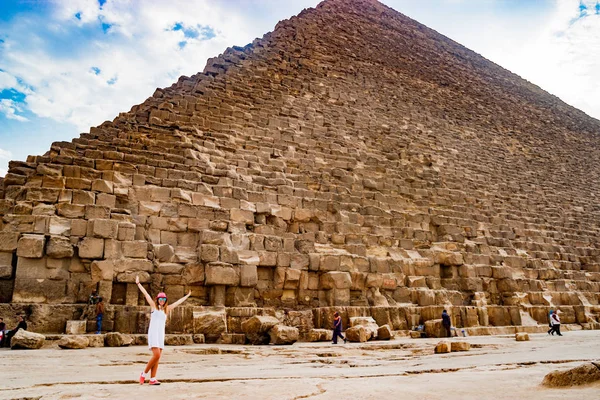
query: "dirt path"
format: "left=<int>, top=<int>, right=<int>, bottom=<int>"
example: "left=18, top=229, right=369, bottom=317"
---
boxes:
left=1, top=331, right=599, bottom=399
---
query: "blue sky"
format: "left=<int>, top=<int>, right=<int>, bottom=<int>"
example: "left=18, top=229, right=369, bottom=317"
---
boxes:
left=0, top=0, right=599, bottom=176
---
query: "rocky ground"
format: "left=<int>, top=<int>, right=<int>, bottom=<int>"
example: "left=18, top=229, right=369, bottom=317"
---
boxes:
left=1, top=330, right=599, bottom=400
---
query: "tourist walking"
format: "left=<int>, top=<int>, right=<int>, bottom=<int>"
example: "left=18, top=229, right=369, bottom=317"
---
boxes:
left=80, top=290, right=100, bottom=320
left=95, top=297, right=104, bottom=334
left=442, top=310, right=452, bottom=337
left=332, top=312, right=347, bottom=344
left=550, top=311, right=563, bottom=336
left=136, top=276, right=191, bottom=385
left=547, top=310, right=555, bottom=335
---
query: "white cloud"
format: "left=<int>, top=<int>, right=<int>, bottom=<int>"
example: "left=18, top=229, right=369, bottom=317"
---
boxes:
left=0, top=0, right=317, bottom=132
left=0, top=147, right=11, bottom=177
left=0, top=99, right=28, bottom=121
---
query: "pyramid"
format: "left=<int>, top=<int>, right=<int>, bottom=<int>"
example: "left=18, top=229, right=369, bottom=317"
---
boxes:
left=1, top=0, right=599, bottom=338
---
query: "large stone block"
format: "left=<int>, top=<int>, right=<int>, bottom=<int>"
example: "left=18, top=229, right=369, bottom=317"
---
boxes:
left=91, top=260, right=115, bottom=281
left=65, top=320, right=87, bottom=335
left=320, top=271, right=352, bottom=290
left=46, top=236, right=74, bottom=259
left=90, top=219, right=119, bottom=239
left=240, top=264, right=258, bottom=287
left=11, top=329, right=45, bottom=349
left=0, top=232, right=20, bottom=251
left=58, top=335, right=90, bottom=349
left=16, top=234, right=45, bottom=258
left=78, top=237, right=104, bottom=259
left=193, top=310, right=227, bottom=338
left=269, top=324, right=299, bottom=345
left=205, top=262, right=239, bottom=286
left=242, top=315, right=279, bottom=345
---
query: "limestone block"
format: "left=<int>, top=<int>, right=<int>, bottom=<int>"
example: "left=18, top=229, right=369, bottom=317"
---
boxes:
left=269, top=325, right=299, bottom=345
left=377, top=324, right=393, bottom=340
left=114, top=258, right=151, bottom=273
left=284, top=268, right=301, bottom=289
left=122, top=241, right=148, bottom=258
left=230, top=287, right=256, bottom=307
left=90, top=219, right=119, bottom=239
left=104, top=332, right=133, bottom=347
left=65, top=320, right=87, bottom=335
left=349, top=316, right=378, bottom=339
left=0, top=265, right=12, bottom=279
left=205, top=262, right=239, bottom=286
left=424, top=319, right=447, bottom=338
left=78, top=237, right=104, bottom=259
left=92, top=179, right=114, bottom=194
left=193, top=334, right=206, bottom=344
left=306, top=329, right=333, bottom=342
left=230, top=209, right=254, bottom=224
left=49, top=217, right=72, bottom=235
left=290, top=253, right=309, bottom=269
left=182, top=263, right=205, bottom=284
left=258, top=251, right=277, bottom=266
left=319, top=255, right=340, bottom=272
left=87, top=335, right=105, bottom=347
left=345, top=325, right=368, bottom=342
left=451, top=341, right=470, bottom=352
left=11, top=330, right=45, bottom=349
left=217, top=333, right=245, bottom=345
left=434, top=340, right=451, bottom=354
left=46, top=236, right=74, bottom=258
left=164, top=334, right=194, bottom=346
left=193, top=310, right=227, bottom=337
left=366, top=273, right=384, bottom=288
left=117, top=222, right=136, bottom=241
left=515, top=332, right=529, bottom=341
left=58, top=335, right=89, bottom=349
left=200, top=244, right=219, bottom=262
left=237, top=250, right=260, bottom=265
left=16, top=234, right=45, bottom=258
left=240, top=264, right=258, bottom=287
left=158, top=263, right=184, bottom=274
left=242, top=315, right=279, bottom=345
left=320, top=271, right=352, bottom=290
left=153, top=244, right=174, bottom=262
left=0, top=232, right=20, bottom=251
left=541, top=363, right=600, bottom=387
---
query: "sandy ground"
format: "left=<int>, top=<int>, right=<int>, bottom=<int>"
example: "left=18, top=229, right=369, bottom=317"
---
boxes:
left=1, top=331, right=599, bottom=400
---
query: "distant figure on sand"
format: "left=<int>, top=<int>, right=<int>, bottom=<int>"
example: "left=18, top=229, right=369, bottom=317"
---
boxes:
left=95, top=297, right=104, bottom=334
left=441, top=310, right=451, bottom=337
left=136, top=276, right=191, bottom=385
left=550, top=311, right=563, bottom=336
left=332, top=312, right=347, bottom=344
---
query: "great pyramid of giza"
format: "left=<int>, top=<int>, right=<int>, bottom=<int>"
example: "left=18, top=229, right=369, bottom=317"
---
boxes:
left=1, top=0, right=599, bottom=339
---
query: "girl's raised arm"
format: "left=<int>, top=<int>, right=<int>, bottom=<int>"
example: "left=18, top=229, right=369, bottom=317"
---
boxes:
left=136, top=276, right=156, bottom=310
left=169, top=291, right=192, bottom=310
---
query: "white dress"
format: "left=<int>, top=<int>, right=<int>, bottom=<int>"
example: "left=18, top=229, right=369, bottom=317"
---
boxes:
left=147, top=309, right=166, bottom=349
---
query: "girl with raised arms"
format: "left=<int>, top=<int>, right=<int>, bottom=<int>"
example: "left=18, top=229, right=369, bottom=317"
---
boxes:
left=136, top=275, right=191, bottom=385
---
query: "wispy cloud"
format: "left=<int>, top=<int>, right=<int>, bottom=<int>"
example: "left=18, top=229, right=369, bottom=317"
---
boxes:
left=0, top=99, right=27, bottom=121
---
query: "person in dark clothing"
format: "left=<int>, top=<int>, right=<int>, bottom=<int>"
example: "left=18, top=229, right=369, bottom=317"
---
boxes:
left=1, top=315, right=27, bottom=347
left=81, top=290, right=100, bottom=320
left=95, top=297, right=105, bottom=334
left=547, top=310, right=555, bottom=335
left=441, top=310, right=452, bottom=337
left=550, top=311, right=563, bottom=336
left=332, top=312, right=347, bottom=344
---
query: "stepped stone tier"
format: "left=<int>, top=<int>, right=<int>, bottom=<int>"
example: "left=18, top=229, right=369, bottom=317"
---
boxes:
left=1, top=0, right=600, bottom=337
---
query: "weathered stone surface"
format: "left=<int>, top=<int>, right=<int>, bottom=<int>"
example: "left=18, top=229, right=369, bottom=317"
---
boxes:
left=0, top=232, right=20, bottom=252
left=164, top=334, right=194, bottom=346
left=377, top=324, right=393, bottom=340
left=345, top=325, right=369, bottom=342
left=515, top=332, right=530, bottom=341
left=205, top=263, right=239, bottom=286
left=349, top=317, right=378, bottom=340
left=46, top=236, right=74, bottom=258
left=104, top=332, right=133, bottom=347
left=11, top=330, right=45, bottom=349
left=306, top=329, right=333, bottom=342
left=541, top=362, right=600, bottom=387
left=65, top=320, right=87, bottom=335
left=78, top=237, right=104, bottom=259
left=242, top=315, right=279, bottom=345
left=16, top=234, right=45, bottom=258
left=269, top=325, right=299, bottom=345
left=57, top=335, right=89, bottom=349
left=451, top=341, right=471, bottom=352
left=434, top=340, right=451, bottom=354
left=193, top=310, right=227, bottom=339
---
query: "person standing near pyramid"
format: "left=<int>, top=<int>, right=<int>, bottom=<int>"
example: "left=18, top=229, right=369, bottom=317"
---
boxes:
left=136, top=276, right=191, bottom=385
